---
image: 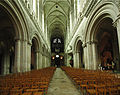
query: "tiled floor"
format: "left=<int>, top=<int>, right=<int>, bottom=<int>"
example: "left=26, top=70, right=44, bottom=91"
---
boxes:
left=47, top=68, right=81, bottom=95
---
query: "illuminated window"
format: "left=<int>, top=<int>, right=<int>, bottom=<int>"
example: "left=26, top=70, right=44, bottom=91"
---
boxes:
left=58, top=39, right=61, bottom=43
left=53, top=38, right=57, bottom=43
left=53, top=38, right=61, bottom=43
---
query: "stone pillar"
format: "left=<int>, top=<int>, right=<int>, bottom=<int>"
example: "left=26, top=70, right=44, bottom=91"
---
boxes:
left=35, top=51, right=39, bottom=69
left=79, top=51, right=82, bottom=68
left=116, top=19, right=120, bottom=54
left=76, top=52, right=80, bottom=68
left=44, top=56, right=47, bottom=68
left=73, top=52, right=78, bottom=68
left=38, top=51, right=42, bottom=69
left=74, top=0, right=77, bottom=24
left=86, top=42, right=93, bottom=69
left=114, top=17, right=120, bottom=70
left=66, top=53, right=70, bottom=67
left=46, top=56, right=49, bottom=67
left=47, top=56, right=49, bottom=67
left=45, top=55, right=49, bottom=67
left=70, top=10, right=73, bottom=32
left=91, top=41, right=98, bottom=70
left=85, top=41, right=99, bottom=70
left=20, top=40, right=28, bottom=72
left=27, top=42, right=32, bottom=71
left=14, top=39, right=21, bottom=73
left=47, top=53, right=51, bottom=67
left=42, top=10, right=44, bottom=33
left=42, top=54, right=45, bottom=68
left=3, top=51, right=10, bottom=75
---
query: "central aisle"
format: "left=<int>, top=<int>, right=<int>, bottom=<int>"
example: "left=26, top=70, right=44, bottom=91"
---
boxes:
left=47, top=68, right=81, bottom=95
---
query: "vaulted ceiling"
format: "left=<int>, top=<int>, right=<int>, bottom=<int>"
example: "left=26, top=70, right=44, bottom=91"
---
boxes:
left=44, top=0, right=70, bottom=40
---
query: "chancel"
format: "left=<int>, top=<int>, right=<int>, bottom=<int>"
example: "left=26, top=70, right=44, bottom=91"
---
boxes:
left=0, top=0, right=120, bottom=95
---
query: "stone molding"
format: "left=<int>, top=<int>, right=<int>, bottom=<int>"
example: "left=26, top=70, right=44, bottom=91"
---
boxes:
left=113, top=14, right=120, bottom=28
left=82, top=40, right=98, bottom=48
left=86, top=40, right=98, bottom=45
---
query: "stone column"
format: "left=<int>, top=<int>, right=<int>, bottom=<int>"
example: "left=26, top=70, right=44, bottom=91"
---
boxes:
left=44, top=56, right=47, bottom=68
left=74, top=0, right=77, bottom=23
left=35, top=51, right=39, bottom=69
left=86, top=41, right=93, bottom=69
left=79, top=51, right=82, bottom=68
left=48, top=56, right=51, bottom=67
left=70, top=10, right=73, bottom=32
left=3, top=51, right=10, bottom=75
left=42, top=53, right=45, bottom=68
left=66, top=53, right=70, bottom=67
left=20, top=40, right=28, bottom=72
left=27, top=42, right=32, bottom=71
left=116, top=18, right=120, bottom=54
left=14, top=39, right=21, bottom=73
left=85, top=41, right=99, bottom=70
left=73, top=52, right=78, bottom=68
left=46, top=52, right=50, bottom=67
left=91, top=41, right=98, bottom=70
left=38, top=51, right=42, bottom=69
left=76, top=52, right=80, bottom=68
left=114, top=16, right=120, bottom=70
left=41, top=53, right=43, bottom=68
left=47, top=56, right=49, bottom=67
left=45, top=55, right=49, bottom=67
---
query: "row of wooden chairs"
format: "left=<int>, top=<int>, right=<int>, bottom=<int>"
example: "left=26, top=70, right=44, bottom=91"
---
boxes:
left=0, top=67, right=56, bottom=95
left=61, top=66, right=120, bottom=95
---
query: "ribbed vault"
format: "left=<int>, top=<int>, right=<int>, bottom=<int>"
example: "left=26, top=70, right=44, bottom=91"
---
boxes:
left=44, top=0, right=70, bottom=40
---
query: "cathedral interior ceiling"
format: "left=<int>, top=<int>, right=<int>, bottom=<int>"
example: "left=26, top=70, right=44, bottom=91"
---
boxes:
left=44, top=0, right=70, bottom=38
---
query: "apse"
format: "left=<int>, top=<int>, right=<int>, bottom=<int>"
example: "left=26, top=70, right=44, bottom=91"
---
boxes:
left=51, top=34, right=64, bottom=67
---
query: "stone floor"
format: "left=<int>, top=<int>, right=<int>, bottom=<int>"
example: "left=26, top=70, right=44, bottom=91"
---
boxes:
left=47, top=68, right=81, bottom=95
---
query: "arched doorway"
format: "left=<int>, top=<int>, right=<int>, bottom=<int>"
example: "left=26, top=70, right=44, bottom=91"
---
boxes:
left=0, top=6, right=15, bottom=75
left=96, top=18, right=119, bottom=71
left=76, top=40, right=84, bottom=68
left=31, top=38, right=38, bottom=70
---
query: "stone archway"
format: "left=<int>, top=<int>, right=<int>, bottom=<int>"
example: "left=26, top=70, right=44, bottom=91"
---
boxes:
left=84, top=2, right=120, bottom=70
left=75, top=40, right=84, bottom=68
left=31, top=37, right=40, bottom=70
left=73, top=36, right=84, bottom=68
left=0, top=1, right=29, bottom=74
left=0, top=6, right=16, bottom=75
left=96, top=18, right=119, bottom=71
left=76, top=41, right=84, bottom=68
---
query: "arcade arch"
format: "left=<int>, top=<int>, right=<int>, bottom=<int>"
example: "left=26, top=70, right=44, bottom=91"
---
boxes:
left=0, top=2, right=28, bottom=74
left=84, top=2, right=120, bottom=70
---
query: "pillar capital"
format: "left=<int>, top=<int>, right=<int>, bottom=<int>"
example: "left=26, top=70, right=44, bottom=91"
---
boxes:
left=35, top=50, right=41, bottom=53
left=82, top=43, right=87, bottom=48
left=28, top=41, right=32, bottom=46
left=14, top=37, right=21, bottom=41
left=86, top=40, right=98, bottom=45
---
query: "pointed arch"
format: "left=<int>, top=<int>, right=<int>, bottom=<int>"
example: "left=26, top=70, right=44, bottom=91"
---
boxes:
left=84, top=2, right=119, bottom=43
left=0, top=1, right=30, bottom=41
